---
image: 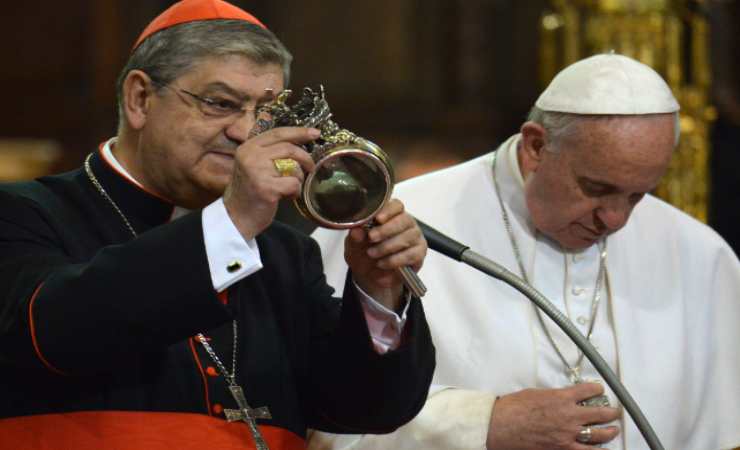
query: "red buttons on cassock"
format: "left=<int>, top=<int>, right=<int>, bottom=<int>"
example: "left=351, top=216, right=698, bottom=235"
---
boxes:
left=206, top=366, right=218, bottom=377
left=213, top=403, right=223, bottom=415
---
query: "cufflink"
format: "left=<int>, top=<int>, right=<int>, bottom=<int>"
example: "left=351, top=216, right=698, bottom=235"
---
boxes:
left=226, top=260, right=243, bottom=273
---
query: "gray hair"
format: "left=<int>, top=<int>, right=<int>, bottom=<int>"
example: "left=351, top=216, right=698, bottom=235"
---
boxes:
left=116, top=19, right=293, bottom=129
left=526, top=106, right=681, bottom=150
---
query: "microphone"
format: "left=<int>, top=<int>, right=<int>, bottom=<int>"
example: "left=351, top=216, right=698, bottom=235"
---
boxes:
left=415, top=219, right=469, bottom=262
left=411, top=216, right=665, bottom=450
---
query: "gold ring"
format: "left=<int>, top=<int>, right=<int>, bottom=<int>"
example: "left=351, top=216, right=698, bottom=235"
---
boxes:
left=273, top=158, right=299, bottom=177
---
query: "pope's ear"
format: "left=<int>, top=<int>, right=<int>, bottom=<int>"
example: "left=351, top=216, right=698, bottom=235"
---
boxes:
left=121, top=70, right=155, bottom=130
left=519, top=121, right=548, bottom=174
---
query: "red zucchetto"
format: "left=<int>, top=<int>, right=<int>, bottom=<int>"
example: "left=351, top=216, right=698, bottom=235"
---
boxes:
left=133, top=0, right=267, bottom=51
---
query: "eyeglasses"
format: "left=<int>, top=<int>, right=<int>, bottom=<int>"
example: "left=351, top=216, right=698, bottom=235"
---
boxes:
left=151, top=80, right=273, bottom=120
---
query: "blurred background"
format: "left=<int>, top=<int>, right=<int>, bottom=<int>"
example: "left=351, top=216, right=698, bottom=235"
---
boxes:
left=1, top=0, right=739, bottom=250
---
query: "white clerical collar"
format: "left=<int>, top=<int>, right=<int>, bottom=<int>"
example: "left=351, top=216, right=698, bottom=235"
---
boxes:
left=506, top=136, right=526, bottom=188
left=101, top=138, right=144, bottom=188
left=495, top=134, right=534, bottom=236
left=101, top=137, right=190, bottom=221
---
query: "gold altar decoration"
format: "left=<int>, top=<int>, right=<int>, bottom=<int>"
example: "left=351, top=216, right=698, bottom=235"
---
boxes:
left=540, top=0, right=713, bottom=222
left=0, top=139, right=61, bottom=182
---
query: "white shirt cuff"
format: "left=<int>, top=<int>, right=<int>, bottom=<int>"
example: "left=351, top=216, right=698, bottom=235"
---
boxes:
left=353, top=279, right=410, bottom=354
left=202, top=198, right=263, bottom=292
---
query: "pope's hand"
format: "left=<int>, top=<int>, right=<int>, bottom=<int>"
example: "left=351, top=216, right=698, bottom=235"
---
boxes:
left=344, top=199, right=427, bottom=311
left=223, top=127, right=318, bottom=240
left=486, top=383, right=621, bottom=450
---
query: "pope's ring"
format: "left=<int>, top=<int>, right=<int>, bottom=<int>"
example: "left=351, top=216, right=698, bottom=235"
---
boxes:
left=274, top=158, right=299, bottom=177
left=576, top=426, right=593, bottom=444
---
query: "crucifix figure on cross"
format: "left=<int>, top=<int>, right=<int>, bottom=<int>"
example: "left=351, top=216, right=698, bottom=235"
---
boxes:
left=224, top=385, right=273, bottom=450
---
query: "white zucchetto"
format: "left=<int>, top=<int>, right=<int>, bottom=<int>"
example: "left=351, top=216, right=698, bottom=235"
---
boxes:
left=535, top=53, right=680, bottom=115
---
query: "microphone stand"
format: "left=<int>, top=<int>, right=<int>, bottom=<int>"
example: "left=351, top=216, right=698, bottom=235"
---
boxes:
left=416, top=220, right=665, bottom=450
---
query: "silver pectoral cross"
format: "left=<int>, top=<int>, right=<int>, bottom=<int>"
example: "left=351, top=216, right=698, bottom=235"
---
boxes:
left=568, top=366, right=582, bottom=384
left=224, top=385, right=272, bottom=450
left=571, top=374, right=612, bottom=408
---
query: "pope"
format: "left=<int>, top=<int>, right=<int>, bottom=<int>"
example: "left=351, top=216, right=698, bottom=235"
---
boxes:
left=310, top=54, right=740, bottom=450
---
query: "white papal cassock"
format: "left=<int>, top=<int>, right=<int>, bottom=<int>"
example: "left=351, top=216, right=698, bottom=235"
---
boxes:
left=308, top=134, right=740, bottom=450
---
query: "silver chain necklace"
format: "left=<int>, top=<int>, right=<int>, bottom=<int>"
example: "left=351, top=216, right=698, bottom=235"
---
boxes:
left=83, top=153, right=271, bottom=449
left=196, top=324, right=239, bottom=384
left=491, top=150, right=609, bottom=385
